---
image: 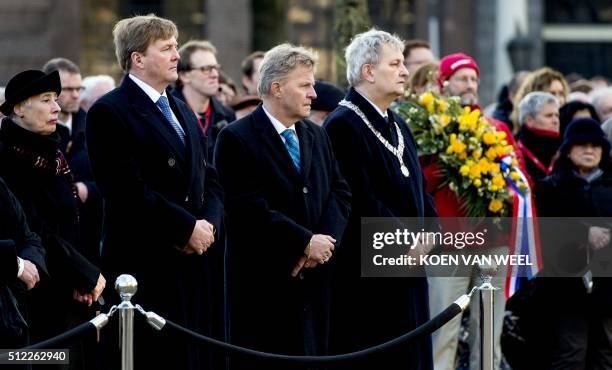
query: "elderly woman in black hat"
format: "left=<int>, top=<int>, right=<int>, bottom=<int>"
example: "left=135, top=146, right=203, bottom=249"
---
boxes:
left=534, top=117, right=612, bottom=369
left=0, top=70, right=104, bottom=355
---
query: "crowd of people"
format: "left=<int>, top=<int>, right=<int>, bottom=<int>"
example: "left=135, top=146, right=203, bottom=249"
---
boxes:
left=1, top=13, right=611, bottom=370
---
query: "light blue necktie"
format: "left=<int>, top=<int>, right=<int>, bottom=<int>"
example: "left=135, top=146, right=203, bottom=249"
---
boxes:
left=281, top=129, right=300, bottom=173
left=156, top=95, right=186, bottom=144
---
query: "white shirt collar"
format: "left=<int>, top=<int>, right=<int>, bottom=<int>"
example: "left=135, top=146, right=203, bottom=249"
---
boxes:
left=262, top=104, right=297, bottom=139
left=355, top=89, right=388, bottom=119
left=128, top=74, right=168, bottom=103
left=58, top=114, right=73, bottom=134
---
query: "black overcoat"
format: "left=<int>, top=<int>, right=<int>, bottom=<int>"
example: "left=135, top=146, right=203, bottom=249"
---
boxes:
left=323, top=88, right=437, bottom=370
left=0, top=119, right=100, bottom=356
left=86, top=76, right=224, bottom=370
left=214, top=104, right=351, bottom=369
left=0, top=176, right=47, bottom=348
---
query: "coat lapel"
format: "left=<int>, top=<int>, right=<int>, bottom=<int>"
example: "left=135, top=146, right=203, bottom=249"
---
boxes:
left=346, top=88, right=397, bottom=145
left=252, top=105, right=301, bottom=182
left=122, top=77, right=186, bottom=163
left=296, top=121, right=314, bottom=181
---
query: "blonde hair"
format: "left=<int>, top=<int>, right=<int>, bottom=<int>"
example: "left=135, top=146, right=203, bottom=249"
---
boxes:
left=511, top=67, right=569, bottom=129
left=113, top=14, right=178, bottom=73
left=408, top=61, right=439, bottom=95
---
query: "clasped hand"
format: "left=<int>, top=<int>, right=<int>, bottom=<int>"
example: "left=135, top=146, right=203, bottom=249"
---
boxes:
left=178, top=219, right=215, bottom=255
left=291, top=234, right=336, bottom=277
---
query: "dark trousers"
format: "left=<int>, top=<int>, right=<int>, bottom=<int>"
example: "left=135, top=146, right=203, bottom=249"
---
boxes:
left=550, top=311, right=612, bottom=370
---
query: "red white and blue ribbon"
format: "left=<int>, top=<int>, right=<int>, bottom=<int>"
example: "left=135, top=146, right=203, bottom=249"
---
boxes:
left=500, top=156, right=542, bottom=298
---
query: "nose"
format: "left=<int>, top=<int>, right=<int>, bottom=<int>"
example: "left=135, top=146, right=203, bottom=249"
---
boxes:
left=52, top=100, right=61, bottom=113
left=308, top=86, right=317, bottom=100
left=399, top=63, right=409, bottom=77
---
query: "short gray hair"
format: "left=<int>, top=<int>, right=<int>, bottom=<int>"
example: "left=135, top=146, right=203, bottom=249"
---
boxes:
left=591, top=87, right=612, bottom=119
left=518, top=91, right=559, bottom=126
left=257, top=43, right=317, bottom=97
left=601, top=117, right=612, bottom=156
left=81, top=75, right=115, bottom=103
left=345, top=28, right=404, bottom=87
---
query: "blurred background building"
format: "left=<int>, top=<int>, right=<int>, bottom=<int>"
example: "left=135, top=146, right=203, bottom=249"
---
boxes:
left=1, top=0, right=611, bottom=106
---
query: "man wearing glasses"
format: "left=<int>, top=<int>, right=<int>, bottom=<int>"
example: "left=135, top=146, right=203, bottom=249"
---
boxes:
left=174, top=40, right=236, bottom=157
left=42, top=58, right=85, bottom=155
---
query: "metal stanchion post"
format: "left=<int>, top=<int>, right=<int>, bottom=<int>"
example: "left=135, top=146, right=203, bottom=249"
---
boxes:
left=478, top=263, right=497, bottom=370
left=115, top=274, right=138, bottom=370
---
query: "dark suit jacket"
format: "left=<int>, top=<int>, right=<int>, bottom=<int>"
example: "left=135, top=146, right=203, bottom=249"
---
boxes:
left=86, top=75, right=223, bottom=370
left=214, top=105, right=351, bottom=368
left=324, top=88, right=436, bottom=370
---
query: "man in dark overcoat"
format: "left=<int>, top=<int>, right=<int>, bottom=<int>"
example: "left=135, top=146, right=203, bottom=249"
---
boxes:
left=324, top=29, right=438, bottom=370
left=86, top=15, right=223, bottom=370
left=214, top=43, right=351, bottom=370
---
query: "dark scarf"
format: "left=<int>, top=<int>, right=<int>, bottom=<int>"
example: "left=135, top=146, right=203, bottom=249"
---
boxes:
left=0, top=118, right=75, bottom=194
left=517, top=125, right=561, bottom=168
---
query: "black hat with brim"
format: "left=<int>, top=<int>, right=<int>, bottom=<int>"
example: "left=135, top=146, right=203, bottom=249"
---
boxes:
left=0, top=70, right=62, bottom=116
left=311, top=80, right=345, bottom=112
left=559, top=117, right=610, bottom=155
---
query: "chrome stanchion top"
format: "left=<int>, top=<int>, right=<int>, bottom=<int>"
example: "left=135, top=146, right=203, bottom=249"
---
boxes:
left=115, top=274, right=138, bottom=302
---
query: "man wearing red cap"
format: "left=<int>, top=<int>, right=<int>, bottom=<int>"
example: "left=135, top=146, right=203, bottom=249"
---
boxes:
left=425, top=53, right=527, bottom=370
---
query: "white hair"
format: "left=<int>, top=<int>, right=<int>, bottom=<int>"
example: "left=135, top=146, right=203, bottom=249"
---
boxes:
left=591, top=87, right=612, bottom=119
left=81, top=75, right=116, bottom=104
left=518, top=91, right=559, bottom=126
left=345, top=28, right=404, bottom=87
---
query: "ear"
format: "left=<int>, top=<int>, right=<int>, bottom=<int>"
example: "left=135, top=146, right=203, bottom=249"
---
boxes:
left=362, top=64, right=375, bottom=84
left=523, top=114, right=534, bottom=128
left=13, top=103, right=24, bottom=118
left=270, top=81, right=282, bottom=98
left=131, top=51, right=144, bottom=70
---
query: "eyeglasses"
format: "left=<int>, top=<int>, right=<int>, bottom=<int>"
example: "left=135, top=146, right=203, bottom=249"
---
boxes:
left=450, top=76, right=480, bottom=85
left=189, top=64, right=221, bottom=74
left=62, top=86, right=85, bottom=93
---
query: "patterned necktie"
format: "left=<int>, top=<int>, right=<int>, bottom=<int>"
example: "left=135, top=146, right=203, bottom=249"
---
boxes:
left=281, top=129, right=300, bottom=173
left=156, top=95, right=186, bottom=144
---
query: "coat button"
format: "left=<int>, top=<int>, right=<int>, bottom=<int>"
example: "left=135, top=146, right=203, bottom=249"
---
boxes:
left=168, top=158, right=176, bottom=167
left=302, top=187, right=308, bottom=194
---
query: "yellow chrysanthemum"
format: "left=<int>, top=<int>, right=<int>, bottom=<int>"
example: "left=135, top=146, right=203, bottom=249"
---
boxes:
left=469, top=166, right=481, bottom=179
left=426, top=102, right=435, bottom=113
left=478, top=158, right=491, bottom=174
left=473, top=179, right=482, bottom=187
left=447, top=135, right=467, bottom=155
left=509, top=171, right=520, bottom=181
left=439, top=114, right=451, bottom=127
left=460, top=165, right=470, bottom=177
left=485, top=147, right=498, bottom=161
left=492, top=174, right=505, bottom=189
left=488, top=199, right=503, bottom=213
left=437, top=100, right=447, bottom=112
left=419, top=92, right=434, bottom=107
left=483, top=132, right=497, bottom=145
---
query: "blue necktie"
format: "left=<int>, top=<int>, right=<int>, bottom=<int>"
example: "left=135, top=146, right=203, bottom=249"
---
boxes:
left=156, top=95, right=186, bottom=144
left=281, top=129, right=300, bottom=173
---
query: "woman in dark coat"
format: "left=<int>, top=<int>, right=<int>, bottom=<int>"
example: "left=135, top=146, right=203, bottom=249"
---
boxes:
left=0, top=70, right=105, bottom=367
left=535, top=117, right=612, bottom=369
left=0, top=176, right=47, bottom=351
